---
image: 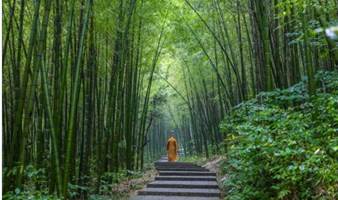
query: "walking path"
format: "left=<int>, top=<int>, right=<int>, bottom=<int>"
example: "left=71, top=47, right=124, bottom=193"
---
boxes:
left=130, top=156, right=221, bottom=200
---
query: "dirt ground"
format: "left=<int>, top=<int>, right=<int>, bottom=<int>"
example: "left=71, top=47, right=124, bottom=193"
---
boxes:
left=110, top=167, right=158, bottom=200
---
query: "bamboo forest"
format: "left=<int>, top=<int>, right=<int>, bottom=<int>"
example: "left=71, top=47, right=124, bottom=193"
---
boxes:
left=2, top=0, right=338, bottom=199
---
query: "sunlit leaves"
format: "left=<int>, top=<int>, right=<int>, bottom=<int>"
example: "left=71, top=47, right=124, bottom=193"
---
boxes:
left=220, top=71, right=338, bottom=199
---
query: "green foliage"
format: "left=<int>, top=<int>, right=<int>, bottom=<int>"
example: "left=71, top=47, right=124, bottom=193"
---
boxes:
left=3, top=0, right=337, bottom=197
left=220, top=71, right=338, bottom=199
left=98, top=170, right=144, bottom=195
left=3, top=165, right=59, bottom=200
left=67, top=183, right=90, bottom=199
left=3, top=189, right=60, bottom=200
left=179, top=155, right=204, bottom=163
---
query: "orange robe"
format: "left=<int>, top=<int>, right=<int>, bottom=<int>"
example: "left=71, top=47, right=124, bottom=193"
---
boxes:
left=167, top=137, right=178, bottom=162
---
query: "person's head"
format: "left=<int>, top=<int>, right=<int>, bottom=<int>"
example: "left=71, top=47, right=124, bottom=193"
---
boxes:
left=169, top=131, right=175, bottom=138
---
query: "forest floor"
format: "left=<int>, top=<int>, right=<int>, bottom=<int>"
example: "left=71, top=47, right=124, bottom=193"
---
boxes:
left=198, top=155, right=227, bottom=199
left=108, top=166, right=158, bottom=200
left=122, top=168, right=158, bottom=199
left=87, top=164, right=157, bottom=200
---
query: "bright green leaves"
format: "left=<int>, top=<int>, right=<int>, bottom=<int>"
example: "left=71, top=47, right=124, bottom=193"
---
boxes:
left=220, top=71, right=338, bottom=199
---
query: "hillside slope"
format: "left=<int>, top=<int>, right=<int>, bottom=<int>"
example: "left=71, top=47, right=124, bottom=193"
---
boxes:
left=220, top=71, right=338, bottom=199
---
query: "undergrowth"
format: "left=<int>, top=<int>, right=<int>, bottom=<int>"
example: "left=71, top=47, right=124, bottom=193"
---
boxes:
left=3, top=163, right=153, bottom=200
left=220, top=71, right=338, bottom=200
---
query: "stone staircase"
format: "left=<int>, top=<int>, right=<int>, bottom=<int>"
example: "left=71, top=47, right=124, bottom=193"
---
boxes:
left=130, top=156, right=220, bottom=200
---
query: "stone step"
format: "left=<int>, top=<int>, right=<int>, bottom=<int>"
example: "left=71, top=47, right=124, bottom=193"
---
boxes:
left=134, top=158, right=221, bottom=199
left=155, top=163, right=199, bottom=166
left=156, top=166, right=205, bottom=170
left=155, top=165, right=202, bottom=170
left=130, top=195, right=220, bottom=200
left=155, top=176, right=217, bottom=181
left=155, top=164, right=200, bottom=168
left=138, top=188, right=220, bottom=197
left=147, top=180, right=218, bottom=189
left=155, top=161, right=198, bottom=166
left=155, top=165, right=201, bottom=169
left=159, top=171, right=216, bottom=176
left=156, top=167, right=209, bottom=171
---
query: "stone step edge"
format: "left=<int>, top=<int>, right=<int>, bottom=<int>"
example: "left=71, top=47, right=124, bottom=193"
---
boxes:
left=138, top=189, right=220, bottom=197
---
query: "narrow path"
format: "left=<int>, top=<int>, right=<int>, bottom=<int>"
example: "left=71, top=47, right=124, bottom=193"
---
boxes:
left=130, top=156, right=221, bottom=200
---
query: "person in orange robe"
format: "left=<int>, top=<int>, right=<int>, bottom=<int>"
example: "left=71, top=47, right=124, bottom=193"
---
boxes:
left=167, top=135, right=178, bottom=162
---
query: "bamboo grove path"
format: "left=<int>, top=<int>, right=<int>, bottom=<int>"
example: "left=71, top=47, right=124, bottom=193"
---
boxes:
left=131, top=156, right=221, bottom=200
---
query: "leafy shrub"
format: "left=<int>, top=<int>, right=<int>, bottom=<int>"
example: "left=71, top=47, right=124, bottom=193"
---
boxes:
left=220, top=71, right=338, bottom=200
left=3, top=189, right=60, bottom=200
left=3, top=165, right=60, bottom=200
